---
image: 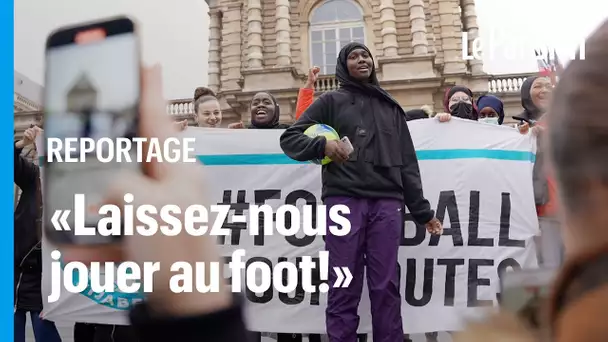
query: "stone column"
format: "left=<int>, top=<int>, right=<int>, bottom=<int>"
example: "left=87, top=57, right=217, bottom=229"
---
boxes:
left=379, top=0, right=398, bottom=57
left=220, top=3, right=243, bottom=90
left=275, top=0, right=292, bottom=66
left=208, top=9, right=222, bottom=92
left=409, top=0, right=429, bottom=55
left=438, top=0, right=465, bottom=74
left=462, top=0, right=483, bottom=74
left=246, top=0, right=263, bottom=68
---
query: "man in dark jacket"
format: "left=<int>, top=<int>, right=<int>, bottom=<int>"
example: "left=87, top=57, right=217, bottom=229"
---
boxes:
left=14, top=126, right=62, bottom=342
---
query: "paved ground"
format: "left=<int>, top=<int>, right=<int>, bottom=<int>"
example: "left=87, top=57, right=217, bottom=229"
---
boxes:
left=24, top=319, right=73, bottom=342
left=25, top=319, right=453, bottom=341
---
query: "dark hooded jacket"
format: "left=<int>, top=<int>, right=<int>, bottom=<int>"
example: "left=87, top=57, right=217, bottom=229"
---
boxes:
left=279, top=42, right=434, bottom=225
left=248, top=92, right=290, bottom=130
left=14, top=143, right=43, bottom=312
left=513, top=76, right=550, bottom=208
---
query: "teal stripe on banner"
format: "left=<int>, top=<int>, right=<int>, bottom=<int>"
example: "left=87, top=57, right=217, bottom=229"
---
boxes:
left=197, top=149, right=535, bottom=166
left=198, top=154, right=305, bottom=165
left=415, top=149, right=535, bottom=162
left=38, top=150, right=535, bottom=166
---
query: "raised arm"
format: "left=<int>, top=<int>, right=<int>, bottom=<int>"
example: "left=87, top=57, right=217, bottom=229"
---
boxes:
left=14, top=127, right=40, bottom=191
left=295, top=88, right=315, bottom=121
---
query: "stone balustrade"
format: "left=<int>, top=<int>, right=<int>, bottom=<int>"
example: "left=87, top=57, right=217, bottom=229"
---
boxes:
left=314, top=75, right=341, bottom=93
left=15, top=72, right=536, bottom=125
left=487, top=73, right=531, bottom=94
left=15, top=73, right=536, bottom=119
left=163, top=73, right=534, bottom=116
left=167, top=99, right=195, bottom=116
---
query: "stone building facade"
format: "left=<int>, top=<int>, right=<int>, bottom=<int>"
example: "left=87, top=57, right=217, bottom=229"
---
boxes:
left=14, top=0, right=536, bottom=136
left=166, top=0, right=533, bottom=126
left=14, top=71, right=43, bottom=141
left=14, top=71, right=43, bottom=204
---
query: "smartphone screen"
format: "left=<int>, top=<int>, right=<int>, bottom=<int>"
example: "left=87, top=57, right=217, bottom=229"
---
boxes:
left=43, top=17, right=140, bottom=245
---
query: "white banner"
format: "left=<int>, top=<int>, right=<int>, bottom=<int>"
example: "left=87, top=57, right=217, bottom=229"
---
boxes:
left=42, top=118, right=539, bottom=334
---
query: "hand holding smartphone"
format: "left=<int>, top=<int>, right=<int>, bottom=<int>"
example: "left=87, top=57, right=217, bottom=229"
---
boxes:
left=340, top=136, right=354, bottom=155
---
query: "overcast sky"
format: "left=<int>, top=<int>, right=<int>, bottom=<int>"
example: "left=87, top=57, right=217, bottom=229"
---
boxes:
left=15, top=0, right=608, bottom=100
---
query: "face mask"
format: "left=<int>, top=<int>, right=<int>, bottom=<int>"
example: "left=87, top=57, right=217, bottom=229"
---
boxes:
left=479, top=117, right=499, bottom=125
left=449, top=102, right=474, bottom=119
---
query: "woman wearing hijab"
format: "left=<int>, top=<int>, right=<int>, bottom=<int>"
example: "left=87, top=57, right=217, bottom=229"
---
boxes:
left=228, top=91, right=290, bottom=129
left=513, top=75, right=563, bottom=268
left=280, top=42, right=442, bottom=342
left=233, top=91, right=310, bottom=342
left=292, top=79, right=437, bottom=342
left=476, top=95, right=505, bottom=125
left=436, top=85, right=478, bottom=122
left=514, top=76, right=552, bottom=133
left=294, top=77, right=437, bottom=342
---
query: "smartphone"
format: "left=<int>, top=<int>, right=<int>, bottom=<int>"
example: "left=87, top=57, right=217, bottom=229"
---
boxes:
left=499, top=268, right=556, bottom=327
left=43, top=16, right=141, bottom=245
left=340, top=136, right=354, bottom=155
left=516, top=118, right=537, bottom=127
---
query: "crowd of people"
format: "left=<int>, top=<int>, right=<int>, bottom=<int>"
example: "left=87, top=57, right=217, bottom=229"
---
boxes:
left=14, top=18, right=608, bottom=342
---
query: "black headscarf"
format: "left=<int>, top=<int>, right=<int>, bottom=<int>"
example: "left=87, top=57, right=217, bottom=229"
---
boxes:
left=513, top=76, right=543, bottom=122
left=336, top=42, right=406, bottom=167
left=336, top=42, right=381, bottom=88
left=249, top=92, right=289, bottom=129
left=443, top=85, right=478, bottom=120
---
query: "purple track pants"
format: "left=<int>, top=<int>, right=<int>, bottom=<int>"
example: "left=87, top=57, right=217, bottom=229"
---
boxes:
left=325, top=196, right=404, bottom=342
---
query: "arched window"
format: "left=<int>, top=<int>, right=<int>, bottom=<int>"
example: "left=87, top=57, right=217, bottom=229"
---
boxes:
left=309, top=0, right=365, bottom=75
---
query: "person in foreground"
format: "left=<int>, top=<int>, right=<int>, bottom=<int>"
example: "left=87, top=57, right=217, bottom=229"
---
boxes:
left=62, top=65, right=249, bottom=342
left=279, top=42, right=443, bottom=342
left=454, top=19, right=608, bottom=342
